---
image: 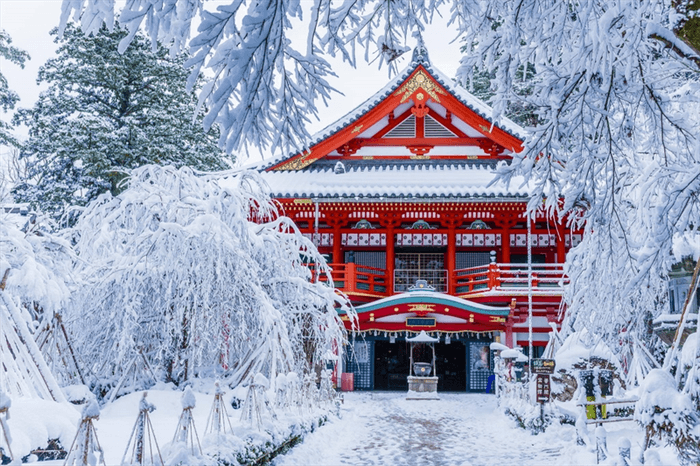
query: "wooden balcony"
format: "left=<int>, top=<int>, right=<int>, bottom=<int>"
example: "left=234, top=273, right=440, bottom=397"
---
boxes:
left=321, top=262, right=567, bottom=301
left=452, top=263, right=568, bottom=298
left=320, top=263, right=389, bottom=299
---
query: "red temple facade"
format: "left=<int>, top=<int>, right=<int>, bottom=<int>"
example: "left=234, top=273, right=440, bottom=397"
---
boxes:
left=257, top=49, right=578, bottom=391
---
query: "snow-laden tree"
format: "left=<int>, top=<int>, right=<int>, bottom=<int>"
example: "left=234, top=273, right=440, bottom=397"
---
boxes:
left=0, top=213, right=73, bottom=401
left=452, top=1, right=700, bottom=385
left=13, top=23, right=229, bottom=224
left=57, top=0, right=700, bottom=156
left=67, top=165, right=351, bottom=393
left=1, top=214, right=74, bottom=317
left=0, top=30, right=29, bottom=148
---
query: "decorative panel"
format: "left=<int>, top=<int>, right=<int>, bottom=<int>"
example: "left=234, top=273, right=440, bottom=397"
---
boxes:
left=565, top=234, right=583, bottom=247
left=395, top=233, right=448, bottom=247
left=513, top=233, right=527, bottom=247
left=321, top=233, right=332, bottom=246
left=369, top=233, right=385, bottom=246
left=358, top=233, right=370, bottom=246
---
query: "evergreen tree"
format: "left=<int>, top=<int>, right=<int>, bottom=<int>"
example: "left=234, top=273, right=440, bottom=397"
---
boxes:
left=13, top=23, right=228, bottom=222
left=0, top=30, right=29, bottom=148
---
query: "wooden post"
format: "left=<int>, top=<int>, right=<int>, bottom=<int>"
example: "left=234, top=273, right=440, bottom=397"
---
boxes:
left=501, top=227, right=511, bottom=264
left=447, top=226, right=456, bottom=294
left=345, top=263, right=357, bottom=293
left=386, top=225, right=395, bottom=294
left=332, top=224, right=342, bottom=264
left=556, top=222, right=567, bottom=263
left=488, top=262, right=499, bottom=290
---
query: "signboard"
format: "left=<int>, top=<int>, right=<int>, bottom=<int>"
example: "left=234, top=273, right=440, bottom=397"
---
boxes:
left=531, top=358, right=556, bottom=375
left=536, top=374, right=551, bottom=402
left=406, top=317, right=436, bottom=327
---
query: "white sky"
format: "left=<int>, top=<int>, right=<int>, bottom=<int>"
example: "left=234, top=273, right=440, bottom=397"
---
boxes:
left=0, top=0, right=464, bottom=165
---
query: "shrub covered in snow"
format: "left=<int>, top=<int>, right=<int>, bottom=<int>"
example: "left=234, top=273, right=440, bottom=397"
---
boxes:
left=635, top=369, right=700, bottom=464
left=66, top=165, right=352, bottom=396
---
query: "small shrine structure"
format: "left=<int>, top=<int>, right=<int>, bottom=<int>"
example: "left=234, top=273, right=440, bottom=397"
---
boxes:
left=257, top=48, right=577, bottom=391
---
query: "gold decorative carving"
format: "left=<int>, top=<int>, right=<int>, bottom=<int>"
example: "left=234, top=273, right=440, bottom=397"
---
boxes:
left=352, top=124, right=364, bottom=133
left=408, top=303, right=435, bottom=316
left=395, top=70, right=446, bottom=103
left=273, top=151, right=314, bottom=171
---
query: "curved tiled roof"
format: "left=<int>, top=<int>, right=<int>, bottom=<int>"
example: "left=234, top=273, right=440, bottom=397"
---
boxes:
left=353, top=290, right=510, bottom=315
left=258, top=51, right=526, bottom=171
left=258, top=161, right=530, bottom=199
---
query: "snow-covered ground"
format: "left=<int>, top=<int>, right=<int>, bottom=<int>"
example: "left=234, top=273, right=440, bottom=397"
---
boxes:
left=273, top=392, right=671, bottom=466
left=8, top=383, right=326, bottom=466
left=5, top=388, right=682, bottom=465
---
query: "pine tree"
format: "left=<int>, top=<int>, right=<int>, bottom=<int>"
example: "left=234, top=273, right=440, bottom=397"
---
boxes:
left=13, top=23, right=228, bottom=222
left=0, top=30, right=29, bottom=148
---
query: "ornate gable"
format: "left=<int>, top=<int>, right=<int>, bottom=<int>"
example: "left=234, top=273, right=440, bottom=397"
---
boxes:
left=268, top=57, right=524, bottom=172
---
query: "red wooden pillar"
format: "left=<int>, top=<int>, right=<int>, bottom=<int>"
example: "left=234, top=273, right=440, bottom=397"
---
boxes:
left=555, top=222, right=566, bottom=263
left=447, top=226, right=456, bottom=293
left=501, top=226, right=511, bottom=263
left=386, top=225, right=395, bottom=294
left=505, top=321, right=514, bottom=347
left=333, top=224, right=342, bottom=264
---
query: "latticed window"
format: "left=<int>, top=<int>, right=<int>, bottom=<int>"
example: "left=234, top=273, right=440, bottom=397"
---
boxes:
left=394, top=253, right=447, bottom=292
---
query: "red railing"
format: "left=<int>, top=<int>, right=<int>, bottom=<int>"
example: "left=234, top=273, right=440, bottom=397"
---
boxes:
left=324, top=263, right=389, bottom=297
left=319, top=262, right=567, bottom=299
left=452, top=263, right=568, bottom=296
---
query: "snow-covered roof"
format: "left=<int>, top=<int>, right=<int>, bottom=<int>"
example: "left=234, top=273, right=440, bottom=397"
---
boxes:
left=353, top=290, right=511, bottom=315
left=259, top=161, right=530, bottom=199
left=256, top=50, right=526, bottom=171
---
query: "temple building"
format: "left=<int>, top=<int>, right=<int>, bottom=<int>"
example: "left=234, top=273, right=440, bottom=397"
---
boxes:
left=257, top=49, right=579, bottom=391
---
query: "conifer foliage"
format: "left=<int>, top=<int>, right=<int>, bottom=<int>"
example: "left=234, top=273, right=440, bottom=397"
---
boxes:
left=13, top=23, right=227, bottom=222
left=0, top=30, right=29, bottom=148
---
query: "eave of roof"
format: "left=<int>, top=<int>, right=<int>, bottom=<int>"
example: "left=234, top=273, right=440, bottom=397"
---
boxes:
left=258, top=161, right=531, bottom=199
left=350, top=291, right=511, bottom=316
left=256, top=50, right=526, bottom=172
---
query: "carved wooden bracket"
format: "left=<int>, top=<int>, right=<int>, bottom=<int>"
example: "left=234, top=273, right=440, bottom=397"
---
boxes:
left=407, top=145, right=433, bottom=156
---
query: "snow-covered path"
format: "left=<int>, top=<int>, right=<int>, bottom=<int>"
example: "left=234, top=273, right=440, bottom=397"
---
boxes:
left=274, top=392, right=592, bottom=466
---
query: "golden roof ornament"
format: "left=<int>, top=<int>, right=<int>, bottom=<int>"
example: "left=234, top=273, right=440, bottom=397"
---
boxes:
left=395, top=69, right=446, bottom=104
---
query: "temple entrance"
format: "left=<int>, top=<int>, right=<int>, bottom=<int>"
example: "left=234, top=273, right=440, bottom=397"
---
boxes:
left=373, top=339, right=467, bottom=391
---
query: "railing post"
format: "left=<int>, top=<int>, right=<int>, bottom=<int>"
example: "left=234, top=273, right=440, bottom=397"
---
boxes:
left=488, top=251, right=500, bottom=290
left=346, top=263, right=356, bottom=293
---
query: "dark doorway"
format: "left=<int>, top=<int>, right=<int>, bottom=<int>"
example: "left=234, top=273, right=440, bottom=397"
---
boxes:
left=374, top=340, right=410, bottom=390
left=435, top=341, right=466, bottom=391
left=373, top=339, right=467, bottom=391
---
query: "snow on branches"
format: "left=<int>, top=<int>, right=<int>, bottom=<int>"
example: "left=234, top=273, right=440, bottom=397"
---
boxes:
left=451, top=0, right=700, bottom=359
left=66, top=165, right=351, bottom=392
left=58, top=0, right=450, bottom=154
left=0, top=214, right=74, bottom=316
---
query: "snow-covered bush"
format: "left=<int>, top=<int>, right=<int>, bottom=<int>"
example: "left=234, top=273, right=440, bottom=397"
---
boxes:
left=66, top=165, right=352, bottom=396
left=1, top=214, right=74, bottom=317
left=636, top=369, right=700, bottom=464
